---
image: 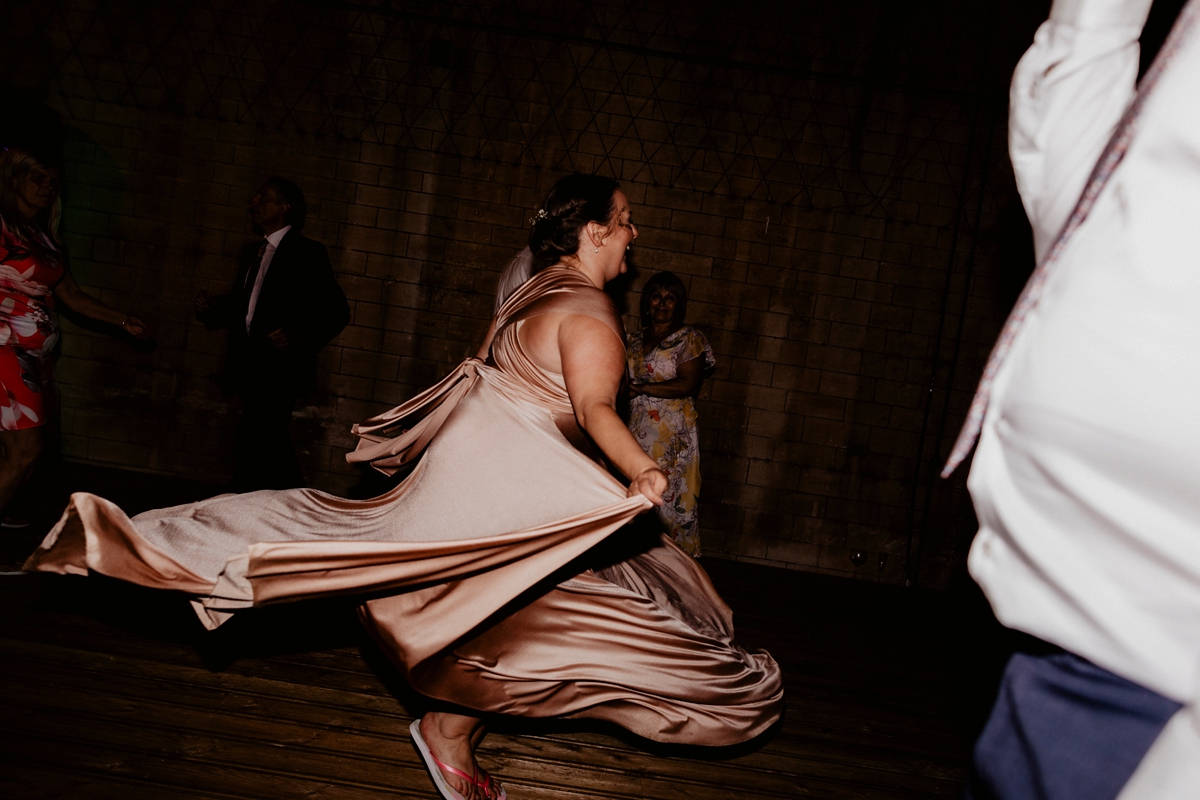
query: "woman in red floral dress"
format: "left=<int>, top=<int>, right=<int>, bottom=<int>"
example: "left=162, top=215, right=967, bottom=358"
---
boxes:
left=0, top=146, right=150, bottom=525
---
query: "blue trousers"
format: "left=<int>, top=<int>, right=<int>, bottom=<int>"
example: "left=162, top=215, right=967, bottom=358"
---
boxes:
left=965, top=652, right=1181, bottom=800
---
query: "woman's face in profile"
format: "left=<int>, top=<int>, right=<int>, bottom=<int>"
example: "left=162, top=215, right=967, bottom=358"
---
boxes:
left=606, top=189, right=637, bottom=278
left=648, top=287, right=678, bottom=327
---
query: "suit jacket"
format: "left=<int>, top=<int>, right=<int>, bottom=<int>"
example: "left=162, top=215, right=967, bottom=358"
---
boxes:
left=199, top=229, right=350, bottom=395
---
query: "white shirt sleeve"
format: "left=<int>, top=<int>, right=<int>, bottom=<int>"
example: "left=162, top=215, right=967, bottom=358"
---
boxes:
left=493, top=247, right=534, bottom=314
left=1009, top=0, right=1153, bottom=262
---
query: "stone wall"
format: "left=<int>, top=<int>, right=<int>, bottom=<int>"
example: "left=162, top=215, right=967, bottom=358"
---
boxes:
left=4, top=0, right=1050, bottom=586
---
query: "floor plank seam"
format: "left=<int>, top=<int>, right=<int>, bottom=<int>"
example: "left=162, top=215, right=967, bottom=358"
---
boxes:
left=0, top=757, right=251, bottom=800
left=4, top=641, right=967, bottom=785
left=0, top=727, right=431, bottom=798
left=6, top=684, right=963, bottom=795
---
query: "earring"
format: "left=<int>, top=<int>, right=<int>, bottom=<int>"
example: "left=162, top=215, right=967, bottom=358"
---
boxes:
left=594, top=247, right=599, bottom=253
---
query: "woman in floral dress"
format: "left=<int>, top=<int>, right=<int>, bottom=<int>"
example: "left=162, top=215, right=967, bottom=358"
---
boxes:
left=0, top=146, right=149, bottom=525
left=626, top=271, right=715, bottom=557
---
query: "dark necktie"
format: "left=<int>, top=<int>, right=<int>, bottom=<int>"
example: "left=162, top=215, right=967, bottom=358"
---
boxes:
left=241, top=240, right=269, bottom=323
left=942, top=0, right=1199, bottom=477
left=244, top=239, right=268, bottom=290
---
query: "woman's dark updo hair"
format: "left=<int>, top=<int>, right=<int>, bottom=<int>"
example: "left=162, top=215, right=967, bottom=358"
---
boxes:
left=529, top=174, right=620, bottom=274
left=639, top=271, right=689, bottom=330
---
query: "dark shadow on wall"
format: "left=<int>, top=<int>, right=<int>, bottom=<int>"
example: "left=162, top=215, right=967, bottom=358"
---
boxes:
left=61, top=121, right=241, bottom=482
left=926, top=198, right=1032, bottom=578
left=993, top=201, right=1036, bottom=314
left=1141, top=0, right=1191, bottom=76
left=0, top=85, right=64, bottom=162
left=55, top=124, right=156, bottom=356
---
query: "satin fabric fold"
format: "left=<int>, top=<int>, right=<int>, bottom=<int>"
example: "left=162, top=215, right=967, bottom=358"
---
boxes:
left=247, top=495, right=650, bottom=664
left=25, top=492, right=212, bottom=593
left=347, top=359, right=482, bottom=475
left=395, top=536, right=783, bottom=746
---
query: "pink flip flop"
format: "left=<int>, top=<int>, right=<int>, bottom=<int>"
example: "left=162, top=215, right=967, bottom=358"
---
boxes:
left=474, top=767, right=507, bottom=800
left=410, top=719, right=507, bottom=800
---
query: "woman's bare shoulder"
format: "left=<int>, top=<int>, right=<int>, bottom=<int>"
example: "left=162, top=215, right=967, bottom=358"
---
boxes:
left=553, top=285, right=621, bottom=332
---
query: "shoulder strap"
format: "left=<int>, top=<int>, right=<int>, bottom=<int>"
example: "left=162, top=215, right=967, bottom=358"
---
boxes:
left=496, top=266, right=624, bottom=341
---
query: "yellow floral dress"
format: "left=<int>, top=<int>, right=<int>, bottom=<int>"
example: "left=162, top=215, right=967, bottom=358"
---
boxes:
left=626, top=325, right=715, bottom=557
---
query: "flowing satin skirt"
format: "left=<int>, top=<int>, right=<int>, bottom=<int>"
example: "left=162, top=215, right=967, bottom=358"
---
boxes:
left=26, top=290, right=783, bottom=746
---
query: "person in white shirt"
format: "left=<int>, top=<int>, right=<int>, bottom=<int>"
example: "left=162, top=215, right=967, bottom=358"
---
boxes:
left=493, top=247, right=533, bottom=316
left=952, top=1, right=1200, bottom=797
left=475, top=247, right=535, bottom=361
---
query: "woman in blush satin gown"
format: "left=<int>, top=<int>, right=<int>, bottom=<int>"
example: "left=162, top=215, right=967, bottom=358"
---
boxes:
left=25, top=174, right=783, bottom=800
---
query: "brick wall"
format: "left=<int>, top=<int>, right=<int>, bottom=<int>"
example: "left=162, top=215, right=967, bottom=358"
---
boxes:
left=4, top=0, right=1048, bottom=587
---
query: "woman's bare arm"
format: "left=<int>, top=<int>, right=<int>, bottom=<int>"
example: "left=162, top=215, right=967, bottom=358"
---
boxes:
left=629, top=356, right=704, bottom=399
left=556, top=314, right=666, bottom=504
left=54, top=270, right=151, bottom=338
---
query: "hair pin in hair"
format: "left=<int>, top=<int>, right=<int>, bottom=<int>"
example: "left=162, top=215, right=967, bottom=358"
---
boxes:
left=528, top=208, right=549, bottom=226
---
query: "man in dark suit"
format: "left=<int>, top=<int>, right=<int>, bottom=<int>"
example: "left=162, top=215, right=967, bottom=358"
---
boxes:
left=196, top=177, right=349, bottom=491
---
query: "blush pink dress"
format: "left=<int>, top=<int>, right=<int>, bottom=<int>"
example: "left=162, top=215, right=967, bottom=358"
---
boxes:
left=25, top=265, right=782, bottom=746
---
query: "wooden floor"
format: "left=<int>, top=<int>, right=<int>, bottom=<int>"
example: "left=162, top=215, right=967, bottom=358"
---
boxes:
left=0, top=463, right=1015, bottom=799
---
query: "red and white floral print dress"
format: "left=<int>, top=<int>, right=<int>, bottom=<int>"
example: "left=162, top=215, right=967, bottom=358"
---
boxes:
left=0, top=216, right=64, bottom=430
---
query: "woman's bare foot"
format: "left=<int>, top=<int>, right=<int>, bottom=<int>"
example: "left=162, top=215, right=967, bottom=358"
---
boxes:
left=469, top=723, right=506, bottom=799
left=420, top=712, right=485, bottom=800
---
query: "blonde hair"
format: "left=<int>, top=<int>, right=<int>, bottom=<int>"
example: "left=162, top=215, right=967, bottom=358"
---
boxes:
left=0, top=146, right=62, bottom=254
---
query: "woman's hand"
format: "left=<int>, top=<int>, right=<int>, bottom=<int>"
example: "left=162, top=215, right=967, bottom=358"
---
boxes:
left=56, top=271, right=153, bottom=341
left=121, top=315, right=152, bottom=340
left=266, top=327, right=292, bottom=350
left=628, top=466, right=667, bottom=505
left=628, top=357, right=705, bottom=400
left=194, top=289, right=215, bottom=315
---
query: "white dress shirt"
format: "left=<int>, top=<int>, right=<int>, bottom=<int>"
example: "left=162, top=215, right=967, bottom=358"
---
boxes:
left=493, top=247, right=534, bottom=314
left=246, top=225, right=291, bottom=332
left=967, top=0, right=1200, bottom=793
